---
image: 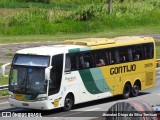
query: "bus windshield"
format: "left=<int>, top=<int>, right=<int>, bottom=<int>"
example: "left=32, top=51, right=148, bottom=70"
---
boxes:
left=9, top=66, right=47, bottom=94
left=13, top=54, right=50, bottom=67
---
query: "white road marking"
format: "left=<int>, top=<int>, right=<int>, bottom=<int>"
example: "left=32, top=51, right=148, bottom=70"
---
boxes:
left=85, top=108, right=100, bottom=111
left=61, top=108, right=101, bottom=117
left=61, top=111, right=87, bottom=117
left=0, top=101, right=9, bottom=105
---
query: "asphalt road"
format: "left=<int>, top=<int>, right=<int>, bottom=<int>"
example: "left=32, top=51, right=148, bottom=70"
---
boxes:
left=0, top=68, right=160, bottom=120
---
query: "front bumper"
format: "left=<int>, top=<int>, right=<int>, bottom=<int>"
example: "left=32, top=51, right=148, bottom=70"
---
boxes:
left=8, top=98, right=54, bottom=110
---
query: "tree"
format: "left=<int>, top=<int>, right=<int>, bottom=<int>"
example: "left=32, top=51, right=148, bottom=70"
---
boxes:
left=107, top=0, right=112, bottom=14
left=120, top=0, right=125, bottom=2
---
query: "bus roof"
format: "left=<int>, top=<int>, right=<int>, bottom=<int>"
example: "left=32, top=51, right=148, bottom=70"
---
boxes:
left=16, top=36, right=154, bottom=56
left=62, top=36, right=154, bottom=46
left=16, top=45, right=85, bottom=56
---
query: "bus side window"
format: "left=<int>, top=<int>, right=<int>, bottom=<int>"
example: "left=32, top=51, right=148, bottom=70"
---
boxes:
left=144, top=43, right=154, bottom=59
left=119, top=47, right=131, bottom=63
left=108, top=48, right=119, bottom=64
left=65, top=54, right=71, bottom=71
left=79, top=52, right=93, bottom=69
left=132, top=45, right=144, bottom=61
left=115, top=49, right=120, bottom=63
left=65, top=53, right=79, bottom=71
left=128, top=48, right=133, bottom=62
left=108, top=49, right=116, bottom=64
left=94, top=50, right=106, bottom=67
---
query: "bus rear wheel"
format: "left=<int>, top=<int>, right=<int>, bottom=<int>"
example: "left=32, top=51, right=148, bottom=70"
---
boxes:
left=63, top=94, right=74, bottom=111
left=131, top=82, right=140, bottom=97
left=122, top=83, right=131, bottom=99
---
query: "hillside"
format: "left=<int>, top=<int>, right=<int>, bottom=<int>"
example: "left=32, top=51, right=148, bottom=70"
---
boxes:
left=0, top=0, right=160, bottom=36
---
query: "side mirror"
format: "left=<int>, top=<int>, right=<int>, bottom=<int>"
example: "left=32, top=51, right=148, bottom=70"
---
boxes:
left=45, top=66, right=52, bottom=80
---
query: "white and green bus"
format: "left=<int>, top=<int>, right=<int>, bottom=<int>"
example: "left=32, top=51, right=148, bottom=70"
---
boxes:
left=9, top=36, right=156, bottom=110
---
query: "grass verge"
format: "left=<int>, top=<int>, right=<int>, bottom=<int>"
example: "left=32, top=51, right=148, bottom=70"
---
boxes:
left=0, top=90, right=8, bottom=97
left=156, top=42, right=160, bottom=59
left=0, top=76, right=9, bottom=85
left=0, top=63, right=5, bottom=66
left=0, top=25, right=160, bottom=44
left=0, top=1, right=160, bottom=36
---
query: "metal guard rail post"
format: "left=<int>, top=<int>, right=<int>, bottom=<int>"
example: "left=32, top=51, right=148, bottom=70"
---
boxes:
left=157, top=59, right=160, bottom=68
left=0, top=85, right=8, bottom=91
left=1, top=63, right=11, bottom=77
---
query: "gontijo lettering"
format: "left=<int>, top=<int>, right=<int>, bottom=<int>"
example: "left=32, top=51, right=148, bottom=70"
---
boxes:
left=110, top=64, right=136, bottom=75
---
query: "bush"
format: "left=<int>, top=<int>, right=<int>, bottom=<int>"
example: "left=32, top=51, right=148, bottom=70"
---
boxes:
left=11, top=0, right=51, bottom=4
left=72, top=3, right=106, bottom=21
left=0, top=0, right=160, bottom=35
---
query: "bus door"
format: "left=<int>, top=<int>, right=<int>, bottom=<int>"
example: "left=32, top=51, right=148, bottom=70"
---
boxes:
left=49, top=54, right=63, bottom=96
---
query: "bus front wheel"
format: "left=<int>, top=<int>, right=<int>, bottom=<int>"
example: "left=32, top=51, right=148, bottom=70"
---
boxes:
left=63, top=94, right=74, bottom=111
left=122, top=83, right=131, bottom=99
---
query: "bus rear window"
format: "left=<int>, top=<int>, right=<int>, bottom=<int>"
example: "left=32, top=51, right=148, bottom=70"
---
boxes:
left=13, top=54, right=50, bottom=67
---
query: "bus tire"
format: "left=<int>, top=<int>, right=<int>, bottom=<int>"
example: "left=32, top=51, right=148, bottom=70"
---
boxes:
left=122, top=83, right=131, bottom=99
left=131, top=82, right=140, bottom=97
left=63, top=94, right=74, bottom=111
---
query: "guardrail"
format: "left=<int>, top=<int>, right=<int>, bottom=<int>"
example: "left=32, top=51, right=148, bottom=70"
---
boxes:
left=0, top=85, right=8, bottom=91
left=0, top=63, right=10, bottom=91
left=157, top=59, right=160, bottom=68
left=1, top=63, right=11, bottom=77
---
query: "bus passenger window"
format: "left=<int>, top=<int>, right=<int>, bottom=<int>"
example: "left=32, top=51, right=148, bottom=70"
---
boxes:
left=65, top=55, right=71, bottom=71
left=80, top=55, right=90, bottom=68
left=94, top=50, right=106, bottom=67
left=119, top=47, right=129, bottom=63
left=134, top=54, right=140, bottom=61
left=108, top=49, right=117, bottom=64
left=84, top=62, right=89, bottom=68
left=96, top=59, right=105, bottom=67
left=65, top=54, right=79, bottom=71
left=79, top=52, right=93, bottom=69
left=132, top=45, right=143, bottom=61
left=144, top=43, right=154, bottom=59
left=128, top=48, right=133, bottom=62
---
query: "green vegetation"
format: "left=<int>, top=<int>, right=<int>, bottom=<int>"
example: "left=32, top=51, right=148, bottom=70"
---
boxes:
left=0, top=76, right=8, bottom=85
left=0, top=63, right=5, bottom=66
left=156, top=42, right=160, bottom=59
left=0, top=90, right=8, bottom=97
left=156, top=41, right=160, bottom=67
left=5, top=53, right=14, bottom=58
left=0, top=0, right=160, bottom=36
left=0, top=25, right=159, bottom=43
left=0, top=25, right=160, bottom=44
left=0, top=0, right=100, bottom=9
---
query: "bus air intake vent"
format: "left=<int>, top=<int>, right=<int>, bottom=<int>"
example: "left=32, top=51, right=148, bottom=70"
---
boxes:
left=61, top=38, right=116, bottom=46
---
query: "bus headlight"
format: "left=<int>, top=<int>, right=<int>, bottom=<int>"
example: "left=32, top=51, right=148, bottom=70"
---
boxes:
left=9, top=94, right=15, bottom=99
left=36, top=97, right=48, bottom=101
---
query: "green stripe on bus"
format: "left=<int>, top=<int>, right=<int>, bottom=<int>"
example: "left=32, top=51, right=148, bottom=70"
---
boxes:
left=68, top=47, right=91, bottom=53
left=69, top=48, right=80, bottom=53
left=80, top=47, right=91, bottom=51
left=90, top=68, right=111, bottom=92
left=79, top=69, right=102, bottom=94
